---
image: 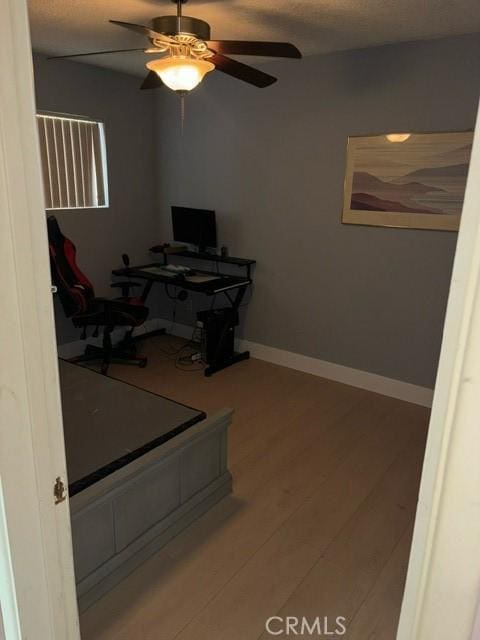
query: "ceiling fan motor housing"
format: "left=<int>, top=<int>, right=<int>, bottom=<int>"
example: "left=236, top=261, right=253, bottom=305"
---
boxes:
left=153, top=15, right=211, bottom=40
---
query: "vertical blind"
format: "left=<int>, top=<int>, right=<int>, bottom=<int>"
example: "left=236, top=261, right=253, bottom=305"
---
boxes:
left=37, top=113, right=108, bottom=209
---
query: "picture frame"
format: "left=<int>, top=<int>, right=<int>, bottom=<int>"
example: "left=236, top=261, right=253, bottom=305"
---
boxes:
left=342, top=131, right=473, bottom=231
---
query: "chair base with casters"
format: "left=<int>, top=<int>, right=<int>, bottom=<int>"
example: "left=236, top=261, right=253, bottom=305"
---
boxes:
left=66, top=297, right=150, bottom=375
left=70, top=329, right=148, bottom=375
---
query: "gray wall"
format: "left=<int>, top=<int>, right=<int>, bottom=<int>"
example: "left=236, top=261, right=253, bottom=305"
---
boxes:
left=155, top=33, right=480, bottom=387
left=33, top=55, right=160, bottom=343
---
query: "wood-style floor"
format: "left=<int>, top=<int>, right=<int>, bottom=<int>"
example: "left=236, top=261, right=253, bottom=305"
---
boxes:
left=80, top=335, right=429, bottom=640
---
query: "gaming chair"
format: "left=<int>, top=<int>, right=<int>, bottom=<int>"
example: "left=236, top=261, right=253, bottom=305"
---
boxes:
left=47, top=215, right=148, bottom=374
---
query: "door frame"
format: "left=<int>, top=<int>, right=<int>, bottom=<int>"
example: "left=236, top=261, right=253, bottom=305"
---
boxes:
left=397, top=101, right=480, bottom=639
left=0, top=0, right=80, bottom=637
left=1, top=0, right=480, bottom=637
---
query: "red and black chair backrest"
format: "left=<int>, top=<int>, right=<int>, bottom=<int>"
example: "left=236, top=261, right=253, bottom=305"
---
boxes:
left=47, top=215, right=95, bottom=318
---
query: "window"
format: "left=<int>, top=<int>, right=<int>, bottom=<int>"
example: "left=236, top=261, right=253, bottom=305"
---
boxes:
left=37, top=113, right=109, bottom=210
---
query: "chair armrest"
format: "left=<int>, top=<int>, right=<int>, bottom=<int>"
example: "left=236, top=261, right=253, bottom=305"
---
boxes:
left=111, top=280, right=141, bottom=297
left=74, top=297, right=147, bottom=328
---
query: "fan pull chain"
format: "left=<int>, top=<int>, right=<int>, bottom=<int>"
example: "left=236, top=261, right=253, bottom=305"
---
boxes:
left=180, top=94, right=185, bottom=135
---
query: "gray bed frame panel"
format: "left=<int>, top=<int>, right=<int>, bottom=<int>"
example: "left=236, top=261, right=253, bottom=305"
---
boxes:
left=70, top=408, right=233, bottom=612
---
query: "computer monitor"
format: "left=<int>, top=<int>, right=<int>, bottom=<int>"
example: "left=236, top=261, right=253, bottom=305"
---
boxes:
left=171, top=206, right=217, bottom=252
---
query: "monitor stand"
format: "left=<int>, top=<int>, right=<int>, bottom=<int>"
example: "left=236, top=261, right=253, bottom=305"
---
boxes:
left=195, top=245, right=216, bottom=256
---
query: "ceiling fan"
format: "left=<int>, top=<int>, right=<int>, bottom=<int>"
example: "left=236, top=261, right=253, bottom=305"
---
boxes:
left=49, top=0, right=302, bottom=94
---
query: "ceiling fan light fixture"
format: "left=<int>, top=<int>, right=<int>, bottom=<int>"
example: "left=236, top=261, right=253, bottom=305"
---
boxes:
left=146, top=57, right=214, bottom=92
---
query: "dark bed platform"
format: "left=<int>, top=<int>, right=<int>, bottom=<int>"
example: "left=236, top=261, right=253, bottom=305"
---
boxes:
left=59, top=360, right=232, bottom=611
left=60, top=360, right=206, bottom=496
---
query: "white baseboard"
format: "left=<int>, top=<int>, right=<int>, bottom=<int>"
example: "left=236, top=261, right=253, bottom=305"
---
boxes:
left=236, top=338, right=433, bottom=408
left=58, top=317, right=433, bottom=407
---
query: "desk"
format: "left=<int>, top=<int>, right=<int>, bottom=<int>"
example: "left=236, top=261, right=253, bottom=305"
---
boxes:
left=112, top=254, right=255, bottom=376
left=113, top=262, right=251, bottom=302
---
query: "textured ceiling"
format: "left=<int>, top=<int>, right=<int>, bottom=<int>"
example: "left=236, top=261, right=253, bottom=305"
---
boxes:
left=28, top=0, right=480, bottom=77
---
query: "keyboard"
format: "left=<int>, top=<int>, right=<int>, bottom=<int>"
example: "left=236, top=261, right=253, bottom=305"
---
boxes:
left=163, top=264, right=191, bottom=274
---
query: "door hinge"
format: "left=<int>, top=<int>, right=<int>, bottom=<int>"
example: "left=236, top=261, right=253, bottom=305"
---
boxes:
left=54, top=477, right=67, bottom=504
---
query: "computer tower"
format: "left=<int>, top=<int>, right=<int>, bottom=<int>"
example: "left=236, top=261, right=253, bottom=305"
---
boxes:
left=196, top=308, right=238, bottom=365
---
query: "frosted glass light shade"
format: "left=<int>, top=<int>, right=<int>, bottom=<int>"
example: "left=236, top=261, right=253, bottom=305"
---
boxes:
left=146, top=57, right=215, bottom=92
left=386, top=133, right=411, bottom=142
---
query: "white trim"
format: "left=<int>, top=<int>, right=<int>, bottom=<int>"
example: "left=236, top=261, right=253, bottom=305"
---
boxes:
left=0, top=0, right=80, bottom=636
left=0, top=478, right=21, bottom=640
left=472, top=599, right=480, bottom=640
left=397, top=102, right=480, bottom=639
left=236, top=339, right=433, bottom=407
left=58, top=318, right=433, bottom=407
left=170, top=321, right=198, bottom=341
left=45, top=205, right=110, bottom=211
left=37, top=112, right=102, bottom=125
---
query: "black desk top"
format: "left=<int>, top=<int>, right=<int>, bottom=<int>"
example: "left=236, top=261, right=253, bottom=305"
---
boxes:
left=60, top=360, right=205, bottom=496
left=113, top=263, right=251, bottom=296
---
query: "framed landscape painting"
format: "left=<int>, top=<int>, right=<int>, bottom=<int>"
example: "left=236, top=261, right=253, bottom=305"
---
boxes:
left=342, top=131, right=473, bottom=231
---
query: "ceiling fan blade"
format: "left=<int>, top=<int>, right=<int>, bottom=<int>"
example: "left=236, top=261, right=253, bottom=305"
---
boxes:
left=207, top=40, right=301, bottom=59
left=140, top=71, right=164, bottom=90
left=48, top=48, right=146, bottom=60
left=209, top=53, right=277, bottom=88
left=109, top=20, right=176, bottom=45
